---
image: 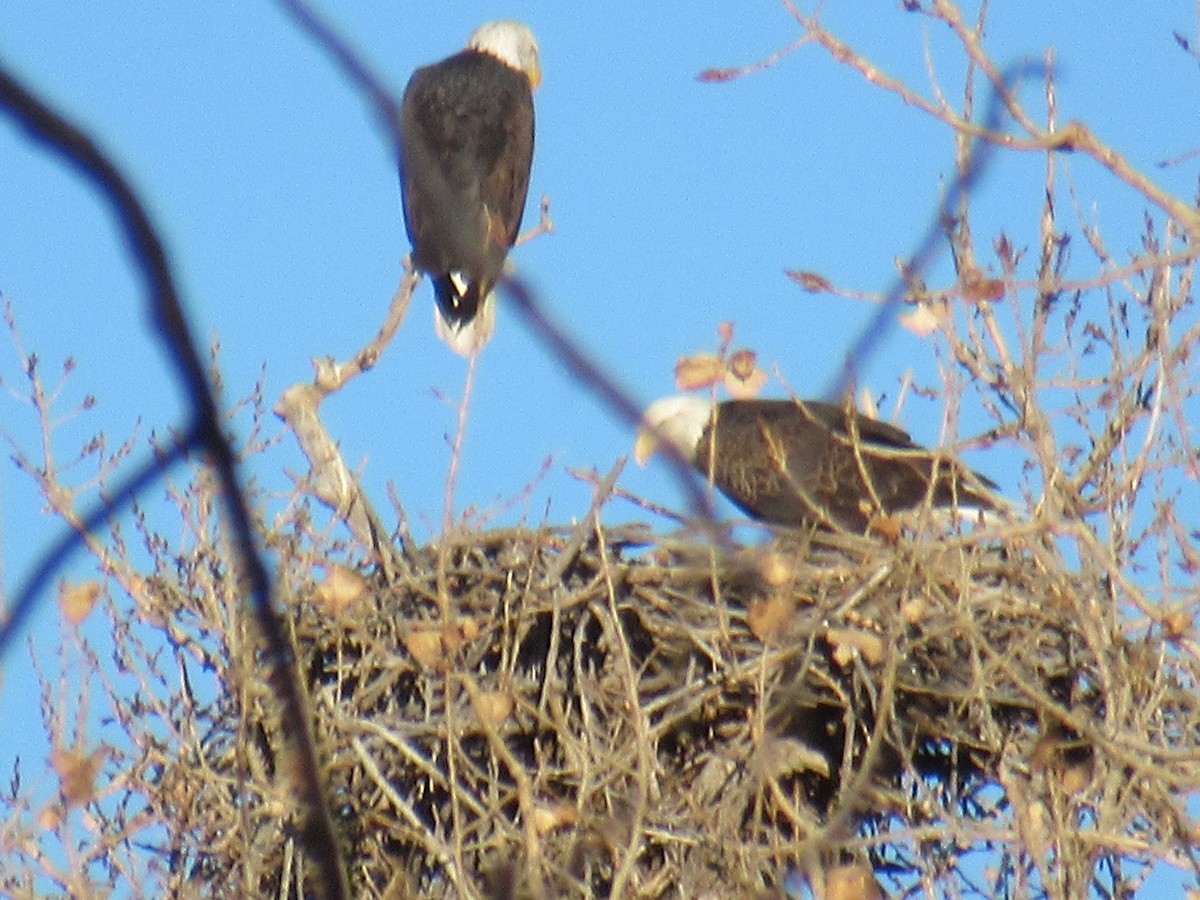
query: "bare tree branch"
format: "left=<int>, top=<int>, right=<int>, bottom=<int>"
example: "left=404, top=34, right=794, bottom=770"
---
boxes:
left=0, top=55, right=349, bottom=900
left=274, top=268, right=415, bottom=579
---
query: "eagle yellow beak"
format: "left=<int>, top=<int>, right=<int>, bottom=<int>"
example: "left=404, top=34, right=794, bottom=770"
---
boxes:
left=527, top=62, right=542, bottom=92
left=633, top=427, right=660, bottom=467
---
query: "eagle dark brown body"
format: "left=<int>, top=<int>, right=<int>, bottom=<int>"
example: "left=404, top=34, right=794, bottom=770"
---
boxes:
left=637, top=396, right=996, bottom=532
left=399, top=20, right=538, bottom=354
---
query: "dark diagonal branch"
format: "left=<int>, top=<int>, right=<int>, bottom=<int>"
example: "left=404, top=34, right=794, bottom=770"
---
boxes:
left=275, top=0, right=401, bottom=143
left=503, top=275, right=724, bottom=537
left=0, top=58, right=349, bottom=900
left=826, top=62, right=1040, bottom=402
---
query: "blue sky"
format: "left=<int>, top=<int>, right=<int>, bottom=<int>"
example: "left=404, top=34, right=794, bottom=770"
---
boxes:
left=2, top=2, right=1198, bottom=892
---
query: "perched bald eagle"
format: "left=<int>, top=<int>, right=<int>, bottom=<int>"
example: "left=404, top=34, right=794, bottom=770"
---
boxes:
left=635, top=395, right=997, bottom=532
left=399, top=20, right=540, bottom=355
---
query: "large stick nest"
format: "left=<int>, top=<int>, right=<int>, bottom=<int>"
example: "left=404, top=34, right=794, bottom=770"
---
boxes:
left=155, top=515, right=1197, bottom=898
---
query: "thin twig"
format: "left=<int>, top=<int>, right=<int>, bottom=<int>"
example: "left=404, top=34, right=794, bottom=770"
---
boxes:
left=442, top=347, right=480, bottom=534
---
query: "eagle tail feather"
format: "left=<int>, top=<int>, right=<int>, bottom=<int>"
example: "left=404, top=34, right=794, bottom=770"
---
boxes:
left=433, top=276, right=496, bottom=355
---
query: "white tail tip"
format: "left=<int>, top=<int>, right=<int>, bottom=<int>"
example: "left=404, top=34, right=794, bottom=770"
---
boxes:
left=434, top=292, right=497, bottom=356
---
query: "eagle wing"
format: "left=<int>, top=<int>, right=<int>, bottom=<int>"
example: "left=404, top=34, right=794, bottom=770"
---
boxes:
left=705, top=399, right=991, bottom=531
left=400, top=53, right=534, bottom=285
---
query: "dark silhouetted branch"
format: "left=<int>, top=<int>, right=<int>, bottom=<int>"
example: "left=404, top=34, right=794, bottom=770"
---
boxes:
left=275, top=0, right=402, bottom=144
left=0, top=57, right=349, bottom=900
left=502, top=275, right=725, bottom=536
left=826, top=62, right=1039, bottom=402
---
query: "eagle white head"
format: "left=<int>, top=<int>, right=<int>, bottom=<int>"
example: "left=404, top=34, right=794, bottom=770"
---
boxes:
left=634, top=395, right=713, bottom=465
left=467, top=20, right=542, bottom=89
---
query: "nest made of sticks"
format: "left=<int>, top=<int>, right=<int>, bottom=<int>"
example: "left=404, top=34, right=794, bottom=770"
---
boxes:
left=153, top=517, right=1196, bottom=898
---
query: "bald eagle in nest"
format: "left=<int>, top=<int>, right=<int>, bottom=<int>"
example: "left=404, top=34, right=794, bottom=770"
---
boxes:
left=400, top=20, right=539, bottom=354
left=635, top=395, right=998, bottom=533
